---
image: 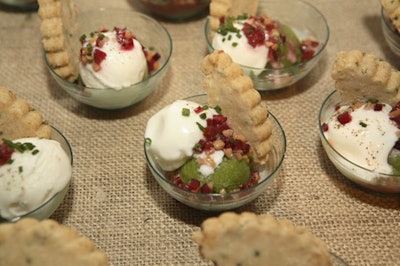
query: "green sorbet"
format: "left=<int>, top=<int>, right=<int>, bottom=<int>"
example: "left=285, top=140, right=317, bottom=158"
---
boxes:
left=179, top=157, right=251, bottom=193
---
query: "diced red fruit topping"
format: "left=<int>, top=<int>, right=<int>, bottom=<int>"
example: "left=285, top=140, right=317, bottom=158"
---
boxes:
left=321, top=123, right=329, bottom=132
left=0, top=143, right=14, bottom=166
left=374, top=103, right=383, bottom=111
left=200, top=183, right=213, bottom=193
left=242, top=22, right=266, bottom=48
left=301, top=49, right=315, bottom=61
left=194, top=106, right=204, bottom=114
left=337, top=111, right=352, bottom=125
left=188, top=179, right=201, bottom=192
left=93, top=49, right=107, bottom=65
left=390, top=102, right=400, bottom=127
left=114, top=27, right=134, bottom=50
left=240, top=171, right=260, bottom=190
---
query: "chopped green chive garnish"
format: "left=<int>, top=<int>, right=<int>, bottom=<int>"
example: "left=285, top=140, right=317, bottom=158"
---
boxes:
left=79, top=34, right=87, bottom=42
left=202, top=105, right=209, bottom=110
left=2, top=139, right=36, bottom=153
left=232, top=42, right=238, bottom=47
left=182, top=108, right=190, bottom=117
left=214, top=106, right=222, bottom=114
left=200, top=113, right=207, bottom=120
left=194, top=143, right=201, bottom=151
left=217, top=16, right=241, bottom=36
left=18, top=166, right=23, bottom=173
left=359, top=121, right=367, bottom=127
left=196, top=122, right=205, bottom=132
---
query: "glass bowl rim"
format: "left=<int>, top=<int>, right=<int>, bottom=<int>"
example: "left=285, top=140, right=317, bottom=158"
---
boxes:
left=318, top=90, right=400, bottom=177
left=0, top=125, right=73, bottom=223
left=44, top=8, right=173, bottom=91
left=144, top=94, right=287, bottom=197
left=204, top=0, right=330, bottom=72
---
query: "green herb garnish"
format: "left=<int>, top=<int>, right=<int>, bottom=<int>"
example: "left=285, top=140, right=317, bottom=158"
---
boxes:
left=79, top=34, right=87, bottom=42
left=182, top=108, right=190, bottom=117
left=196, top=122, right=205, bottom=132
left=2, top=139, right=36, bottom=153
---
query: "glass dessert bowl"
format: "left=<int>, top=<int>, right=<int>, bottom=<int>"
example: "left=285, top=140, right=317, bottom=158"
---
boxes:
left=319, top=90, right=400, bottom=193
left=44, top=8, right=172, bottom=110
left=381, top=6, right=400, bottom=57
left=144, top=94, right=286, bottom=211
left=0, top=126, right=73, bottom=223
left=204, top=0, right=329, bottom=91
left=136, top=0, right=210, bottom=21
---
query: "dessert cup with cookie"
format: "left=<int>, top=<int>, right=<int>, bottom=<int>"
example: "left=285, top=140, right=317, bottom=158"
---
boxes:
left=0, top=87, right=73, bottom=223
left=38, top=2, right=172, bottom=110
left=205, top=0, right=329, bottom=91
left=319, top=50, right=400, bottom=193
left=144, top=51, right=286, bottom=211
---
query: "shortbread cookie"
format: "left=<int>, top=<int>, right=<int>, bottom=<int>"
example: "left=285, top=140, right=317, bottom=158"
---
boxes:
left=331, top=50, right=400, bottom=106
left=201, top=50, right=272, bottom=164
left=38, top=0, right=80, bottom=82
left=209, top=0, right=259, bottom=39
left=0, top=87, right=51, bottom=140
left=0, top=218, right=109, bottom=266
left=193, top=212, right=332, bottom=266
left=381, top=0, right=400, bottom=32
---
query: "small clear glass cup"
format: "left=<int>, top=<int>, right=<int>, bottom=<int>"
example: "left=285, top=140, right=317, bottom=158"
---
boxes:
left=318, top=90, right=400, bottom=193
left=0, top=127, right=73, bottom=223
left=204, top=0, right=329, bottom=91
left=45, top=8, right=173, bottom=110
left=144, top=94, right=286, bottom=211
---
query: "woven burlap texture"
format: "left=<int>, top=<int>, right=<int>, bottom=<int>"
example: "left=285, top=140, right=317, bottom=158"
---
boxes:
left=0, top=0, right=399, bottom=265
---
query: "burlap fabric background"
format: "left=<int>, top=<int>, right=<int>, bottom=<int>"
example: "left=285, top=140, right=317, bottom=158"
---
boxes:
left=0, top=0, right=399, bottom=265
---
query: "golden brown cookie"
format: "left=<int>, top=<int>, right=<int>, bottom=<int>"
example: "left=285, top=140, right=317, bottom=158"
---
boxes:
left=0, top=218, right=109, bottom=266
left=331, top=50, right=400, bottom=105
left=193, top=212, right=332, bottom=266
left=381, top=0, right=400, bottom=32
left=0, top=87, right=51, bottom=140
left=201, top=50, right=273, bottom=164
left=38, top=0, right=80, bottom=82
left=209, top=0, right=259, bottom=39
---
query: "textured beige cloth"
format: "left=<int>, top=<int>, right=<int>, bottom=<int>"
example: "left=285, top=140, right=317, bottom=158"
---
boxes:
left=0, top=0, right=399, bottom=265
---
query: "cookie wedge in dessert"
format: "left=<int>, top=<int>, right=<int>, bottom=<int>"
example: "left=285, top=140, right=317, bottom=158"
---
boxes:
left=331, top=50, right=400, bottom=106
left=0, top=218, right=109, bottom=266
left=0, top=86, right=51, bottom=140
left=381, top=0, right=400, bottom=32
left=209, top=0, right=259, bottom=39
left=38, top=0, right=80, bottom=81
left=201, top=50, right=273, bottom=164
left=193, top=212, right=332, bottom=266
